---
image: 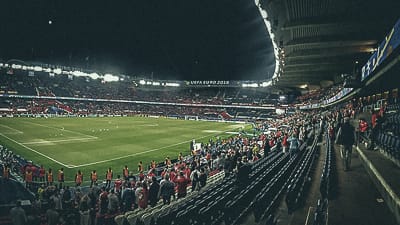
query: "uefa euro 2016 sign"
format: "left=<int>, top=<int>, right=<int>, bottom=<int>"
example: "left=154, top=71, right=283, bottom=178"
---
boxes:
left=187, top=80, right=230, bottom=85
left=361, top=18, right=400, bottom=81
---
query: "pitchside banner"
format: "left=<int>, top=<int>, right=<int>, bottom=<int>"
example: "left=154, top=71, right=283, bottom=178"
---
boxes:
left=361, top=18, right=400, bottom=81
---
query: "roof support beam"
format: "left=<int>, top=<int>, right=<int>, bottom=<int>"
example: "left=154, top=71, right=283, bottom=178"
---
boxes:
left=286, top=45, right=376, bottom=58
left=285, top=38, right=377, bottom=50
left=281, top=18, right=381, bottom=31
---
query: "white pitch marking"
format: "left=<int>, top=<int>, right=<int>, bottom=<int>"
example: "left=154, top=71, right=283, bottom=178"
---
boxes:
left=0, top=132, right=72, bottom=168
left=70, top=127, right=237, bottom=168
left=21, top=137, right=97, bottom=145
left=202, top=130, right=222, bottom=133
left=0, top=124, right=23, bottom=134
left=138, top=124, right=159, bottom=127
left=22, top=121, right=98, bottom=139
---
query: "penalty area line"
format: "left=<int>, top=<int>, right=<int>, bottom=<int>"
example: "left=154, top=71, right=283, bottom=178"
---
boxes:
left=0, top=132, right=72, bottom=169
left=21, top=137, right=98, bottom=145
left=0, top=124, right=23, bottom=134
left=70, top=127, right=238, bottom=168
left=22, top=121, right=98, bottom=139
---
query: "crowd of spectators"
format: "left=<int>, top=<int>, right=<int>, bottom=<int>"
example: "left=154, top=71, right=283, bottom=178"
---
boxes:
left=295, top=85, right=342, bottom=105
left=0, top=72, right=279, bottom=108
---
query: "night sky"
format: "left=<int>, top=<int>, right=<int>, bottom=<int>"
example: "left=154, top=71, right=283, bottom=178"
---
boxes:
left=0, top=0, right=275, bottom=81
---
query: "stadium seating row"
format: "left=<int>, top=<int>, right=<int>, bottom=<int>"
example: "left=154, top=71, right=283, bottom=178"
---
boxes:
left=386, top=103, right=400, bottom=111
left=285, top=137, right=318, bottom=214
left=320, top=132, right=337, bottom=200
left=313, top=131, right=337, bottom=225
left=377, top=132, right=400, bottom=161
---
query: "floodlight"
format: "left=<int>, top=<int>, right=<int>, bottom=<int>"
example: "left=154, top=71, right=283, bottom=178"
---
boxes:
left=103, top=74, right=119, bottom=82
left=33, top=66, right=43, bottom=72
left=53, top=68, right=62, bottom=75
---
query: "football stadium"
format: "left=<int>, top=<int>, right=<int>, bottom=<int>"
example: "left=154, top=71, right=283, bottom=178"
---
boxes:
left=1, top=1, right=400, bottom=225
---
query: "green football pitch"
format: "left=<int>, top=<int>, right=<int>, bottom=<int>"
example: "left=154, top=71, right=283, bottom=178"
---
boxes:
left=0, top=116, right=247, bottom=184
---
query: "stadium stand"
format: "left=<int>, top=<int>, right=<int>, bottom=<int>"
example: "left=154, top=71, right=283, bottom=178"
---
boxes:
left=1, top=13, right=400, bottom=225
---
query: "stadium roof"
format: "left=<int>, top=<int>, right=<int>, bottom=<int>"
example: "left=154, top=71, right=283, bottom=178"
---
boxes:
left=261, top=0, right=399, bottom=88
left=0, top=0, right=275, bottom=81
left=2, top=1, right=399, bottom=89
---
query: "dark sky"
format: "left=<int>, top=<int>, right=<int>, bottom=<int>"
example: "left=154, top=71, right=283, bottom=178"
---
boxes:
left=0, top=0, right=275, bottom=81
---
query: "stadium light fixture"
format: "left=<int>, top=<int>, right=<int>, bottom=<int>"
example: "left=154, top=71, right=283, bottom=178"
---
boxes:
left=152, top=81, right=161, bottom=86
left=260, top=10, right=267, bottom=19
left=242, top=83, right=259, bottom=88
left=11, top=64, right=17, bottom=69
left=72, top=70, right=84, bottom=76
left=88, top=73, right=100, bottom=80
left=33, top=66, right=43, bottom=72
left=139, top=80, right=146, bottom=85
left=300, top=84, right=308, bottom=89
left=165, top=82, right=180, bottom=87
left=260, top=81, right=272, bottom=87
left=103, top=74, right=119, bottom=82
left=53, top=68, right=62, bottom=75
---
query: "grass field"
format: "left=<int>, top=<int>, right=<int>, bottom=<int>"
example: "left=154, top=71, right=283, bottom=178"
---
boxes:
left=0, top=116, right=247, bottom=184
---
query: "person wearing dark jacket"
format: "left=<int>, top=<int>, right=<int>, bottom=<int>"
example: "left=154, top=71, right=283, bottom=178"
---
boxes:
left=148, top=177, right=160, bottom=207
left=10, top=200, right=27, bottom=225
left=336, top=117, right=356, bottom=171
left=198, top=168, right=207, bottom=190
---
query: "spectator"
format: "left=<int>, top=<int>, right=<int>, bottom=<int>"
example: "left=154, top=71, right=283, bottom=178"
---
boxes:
left=336, top=117, right=356, bottom=171
left=191, top=169, right=199, bottom=192
left=37, top=184, right=45, bottom=201
left=114, top=175, right=123, bottom=194
left=138, top=182, right=149, bottom=209
left=282, top=133, right=288, bottom=154
left=288, top=134, right=300, bottom=158
left=121, top=183, right=135, bottom=212
left=198, top=168, right=207, bottom=190
left=174, top=171, right=190, bottom=198
left=46, top=203, right=60, bottom=225
left=3, top=165, right=10, bottom=182
left=79, top=195, right=90, bottom=225
left=107, top=189, right=119, bottom=214
left=237, top=161, right=251, bottom=186
left=10, top=200, right=27, bottom=225
left=158, top=174, right=174, bottom=205
left=148, top=176, right=160, bottom=207
left=50, top=190, right=62, bottom=210
left=62, top=186, right=72, bottom=209
left=25, top=168, right=33, bottom=189
left=98, top=187, right=109, bottom=215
